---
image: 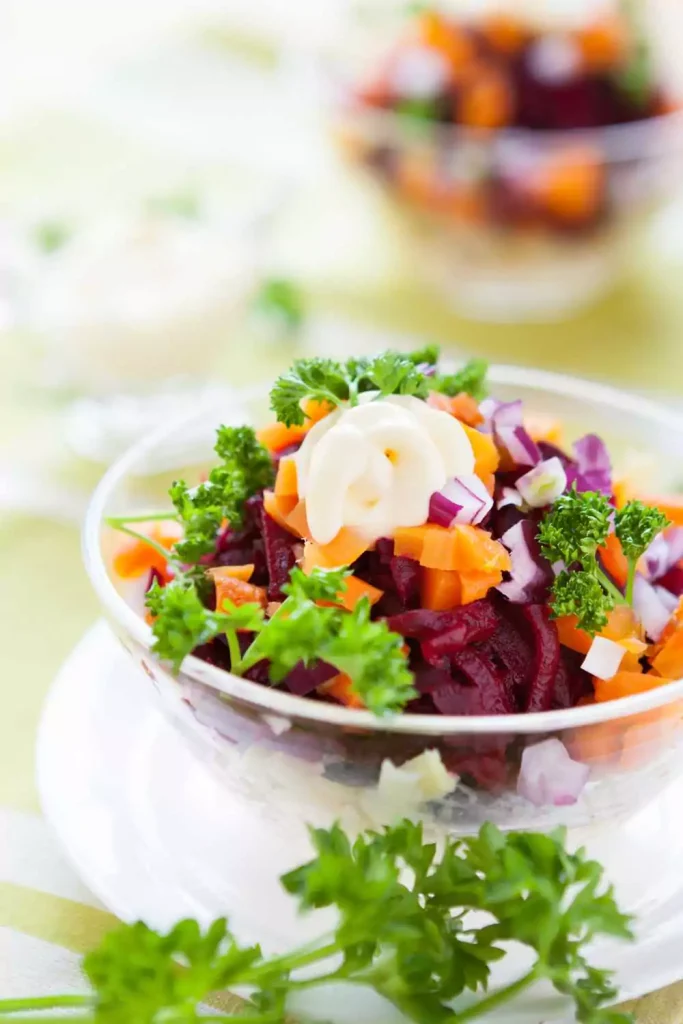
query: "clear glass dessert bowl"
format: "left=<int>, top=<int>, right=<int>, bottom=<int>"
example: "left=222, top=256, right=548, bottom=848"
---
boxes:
left=83, top=366, right=683, bottom=837
left=326, top=3, right=683, bottom=320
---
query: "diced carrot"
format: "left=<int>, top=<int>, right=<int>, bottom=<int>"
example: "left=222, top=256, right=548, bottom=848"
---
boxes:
left=418, top=11, right=475, bottom=71
left=301, top=398, right=335, bottom=424
left=601, top=604, right=639, bottom=642
left=450, top=524, right=511, bottom=573
left=566, top=717, right=625, bottom=765
left=302, top=529, right=370, bottom=571
left=462, top=424, right=500, bottom=479
left=286, top=500, right=311, bottom=540
left=113, top=520, right=183, bottom=579
left=459, top=569, right=503, bottom=605
left=480, top=12, right=527, bottom=54
left=420, top=527, right=460, bottom=570
left=525, top=415, right=564, bottom=446
left=458, top=66, right=514, bottom=129
left=274, top=458, right=298, bottom=500
left=393, top=524, right=434, bottom=562
left=319, top=672, right=365, bottom=709
left=637, top=494, right=683, bottom=527
left=208, top=564, right=254, bottom=583
left=536, top=146, right=604, bottom=224
left=598, top=533, right=629, bottom=588
left=578, top=15, right=629, bottom=71
left=257, top=421, right=309, bottom=454
left=593, top=671, right=669, bottom=703
left=612, top=477, right=633, bottom=509
left=214, top=576, right=267, bottom=613
left=448, top=392, right=484, bottom=427
left=653, top=630, right=683, bottom=680
left=263, top=490, right=298, bottom=533
left=337, top=575, right=384, bottom=612
left=555, top=615, right=592, bottom=655
left=421, top=567, right=461, bottom=611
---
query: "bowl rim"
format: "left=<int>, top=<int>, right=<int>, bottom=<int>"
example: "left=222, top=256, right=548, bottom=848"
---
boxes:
left=83, top=364, right=683, bottom=736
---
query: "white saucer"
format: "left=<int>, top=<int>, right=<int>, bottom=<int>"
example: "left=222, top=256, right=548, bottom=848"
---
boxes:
left=37, top=622, right=683, bottom=1023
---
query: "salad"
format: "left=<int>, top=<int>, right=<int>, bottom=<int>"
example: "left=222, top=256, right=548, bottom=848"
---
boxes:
left=109, top=347, right=683, bottom=724
left=337, top=3, right=677, bottom=236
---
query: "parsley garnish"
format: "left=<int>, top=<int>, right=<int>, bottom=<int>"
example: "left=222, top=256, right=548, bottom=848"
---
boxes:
left=252, top=276, right=305, bottom=331
left=0, top=820, right=634, bottom=1024
left=538, top=488, right=670, bottom=634
left=269, top=347, right=448, bottom=427
left=148, top=566, right=416, bottom=716
left=432, top=357, right=489, bottom=401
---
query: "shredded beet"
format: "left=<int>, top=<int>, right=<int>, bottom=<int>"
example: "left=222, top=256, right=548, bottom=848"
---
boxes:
left=421, top=603, right=501, bottom=668
left=388, top=600, right=498, bottom=643
left=285, top=660, right=338, bottom=696
left=522, top=605, right=561, bottom=712
left=450, top=648, right=516, bottom=715
left=657, top=565, right=683, bottom=598
left=552, top=647, right=592, bottom=711
left=389, top=556, right=421, bottom=607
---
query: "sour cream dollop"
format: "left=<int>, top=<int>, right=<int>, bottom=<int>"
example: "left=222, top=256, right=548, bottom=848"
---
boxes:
left=295, top=394, right=475, bottom=545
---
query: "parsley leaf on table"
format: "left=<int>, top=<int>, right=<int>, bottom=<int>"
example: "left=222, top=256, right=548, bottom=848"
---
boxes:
left=0, top=820, right=635, bottom=1024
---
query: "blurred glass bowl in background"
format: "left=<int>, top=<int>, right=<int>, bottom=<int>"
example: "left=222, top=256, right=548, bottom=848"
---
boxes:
left=83, top=366, right=683, bottom=844
left=327, top=1, right=683, bottom=320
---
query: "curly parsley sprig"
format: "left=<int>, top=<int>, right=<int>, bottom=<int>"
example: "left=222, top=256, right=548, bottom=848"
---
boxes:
left=147, top=567, right=416, bottom=715
left=538, top=488, right=670, bottom=634
left=269, top=347, right=488, bottom=426
left=0, top=820, right=634, bottom=1024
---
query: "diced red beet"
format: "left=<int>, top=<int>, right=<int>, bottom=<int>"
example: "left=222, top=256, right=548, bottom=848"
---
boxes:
left=522, top=604, right=561, bottom=712
left=390, top=556, right=421, bottom=608
left=389, top=600, right=499, bottom=645
left=657, top=565, right=683, bottom=598
left=443, top=749, right=510, bottom=791
left=243, top=659, right=272, bottom=686
left=537, top=441, right=575, bottom=471
left=489, top=503, right=525, bottom=541
left=376, top=537, right=395, bottom=564
left=194, top=639, right=234, bottom=672
left=412, top=663, right=456, bottom=694
left=260, top=509, right=298, bottom=600
left=405, top=693, right=437, bottom=714
left=450, top=648, right=516, bottom=714
left=484, top=604, right=532, bottom=709
left=432, top=678, right=490, bottom=716
left=284, top=660, right=338, bottom=696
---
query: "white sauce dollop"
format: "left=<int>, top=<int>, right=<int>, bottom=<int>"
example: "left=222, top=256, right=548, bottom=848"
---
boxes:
left=295, top=394, right=475, bottom=545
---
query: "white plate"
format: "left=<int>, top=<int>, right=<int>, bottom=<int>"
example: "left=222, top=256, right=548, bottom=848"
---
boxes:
left=37, top=622, right=683, bottom=1023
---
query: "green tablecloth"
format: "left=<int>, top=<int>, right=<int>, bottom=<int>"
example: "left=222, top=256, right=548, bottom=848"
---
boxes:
left=2, top=112, right=683, bottom=1017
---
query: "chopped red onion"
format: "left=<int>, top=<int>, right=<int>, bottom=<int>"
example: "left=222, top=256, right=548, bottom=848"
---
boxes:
left=480, top=398, right=522, bottom=435
left=644, top=527, right=683, bottom=581
left=516, top=457, right=567, bottom=508
left=497, top=425, right=541, bottom=469
left=633, top=574, right=671, bottom=642
left=428, top=474, right=493, bottom=527
left=581, top=636, right=625, bottom=680
left=517, top=739, right=590, bottom=807
left=654, top=584, right=681, bottom=614
left=389, top=46, right=450, bottom=99
left=497, top=486, right=524, bottom=510
left=496, top=519, right=553, bottom=603
left=567, top=433, right=612, bottom=495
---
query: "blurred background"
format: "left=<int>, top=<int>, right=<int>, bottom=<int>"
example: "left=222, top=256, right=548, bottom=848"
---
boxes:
left=2, top=0, right=683, bottom=800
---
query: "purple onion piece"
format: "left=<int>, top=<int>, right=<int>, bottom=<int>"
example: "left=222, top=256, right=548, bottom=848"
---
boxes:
left=569, top=433, right=612, bottom=495
left=633, top=574, right=672, bottom=642
left=497, top=425, right=541, bottom=469
left=496, top=519, right=553, bottom=604
left=644, top=527, right=683, bottom=582
left=517, top=739, right=590, bottom=807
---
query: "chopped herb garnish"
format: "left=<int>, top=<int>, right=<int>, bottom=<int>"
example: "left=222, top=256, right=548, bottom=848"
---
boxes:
left=432, top=357, right=489, bottom=401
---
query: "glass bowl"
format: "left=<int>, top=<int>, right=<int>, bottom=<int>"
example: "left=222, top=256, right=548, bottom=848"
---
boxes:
left=83, top=367, right=683, bottom=838
left=326, top=5, right=683, bottom=320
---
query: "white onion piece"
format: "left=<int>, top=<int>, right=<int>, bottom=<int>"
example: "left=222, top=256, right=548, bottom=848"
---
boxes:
left=497, top=486, right=524, bottom=509
left=581, top=636, right=626, bottom=680
left=517, top=739, right=590, bottom=807
left=516, top=457, right=567, bottom=508
left=633, top=574, right=671, bottom=642
left=645, top=527, right=683, bottom=581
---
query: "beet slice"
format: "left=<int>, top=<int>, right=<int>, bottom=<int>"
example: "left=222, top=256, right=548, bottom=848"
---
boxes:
left=284, top=660, right=338, bottom=696
left=390, top=556, right=421, bottom=608
left=552, top=647, right=593, bottom=710
left=376, top=538, right=395, bottom=564
left=389, top=600, right=499, bottom=646
left=432, top=678, right=489, bottom=716
left=486, top=603, right=533, bottom=708
left=522, top=604, right=561, bottom=712
left=450, top=648, right=515, bottom=715
left=442, top=749, right=510, bottom=791
left=412, top=663, right=456, bottom=695
left=260, top=509, right=298, bottom=600
left=419, top=603, right=501, bottom=668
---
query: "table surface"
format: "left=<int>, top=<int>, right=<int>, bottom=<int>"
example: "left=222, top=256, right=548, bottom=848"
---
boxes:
left=2, top=21, right=683, bottom=1021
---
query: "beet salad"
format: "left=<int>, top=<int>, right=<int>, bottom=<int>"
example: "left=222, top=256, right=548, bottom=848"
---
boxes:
left=109, top=347, right=683, bottom=718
